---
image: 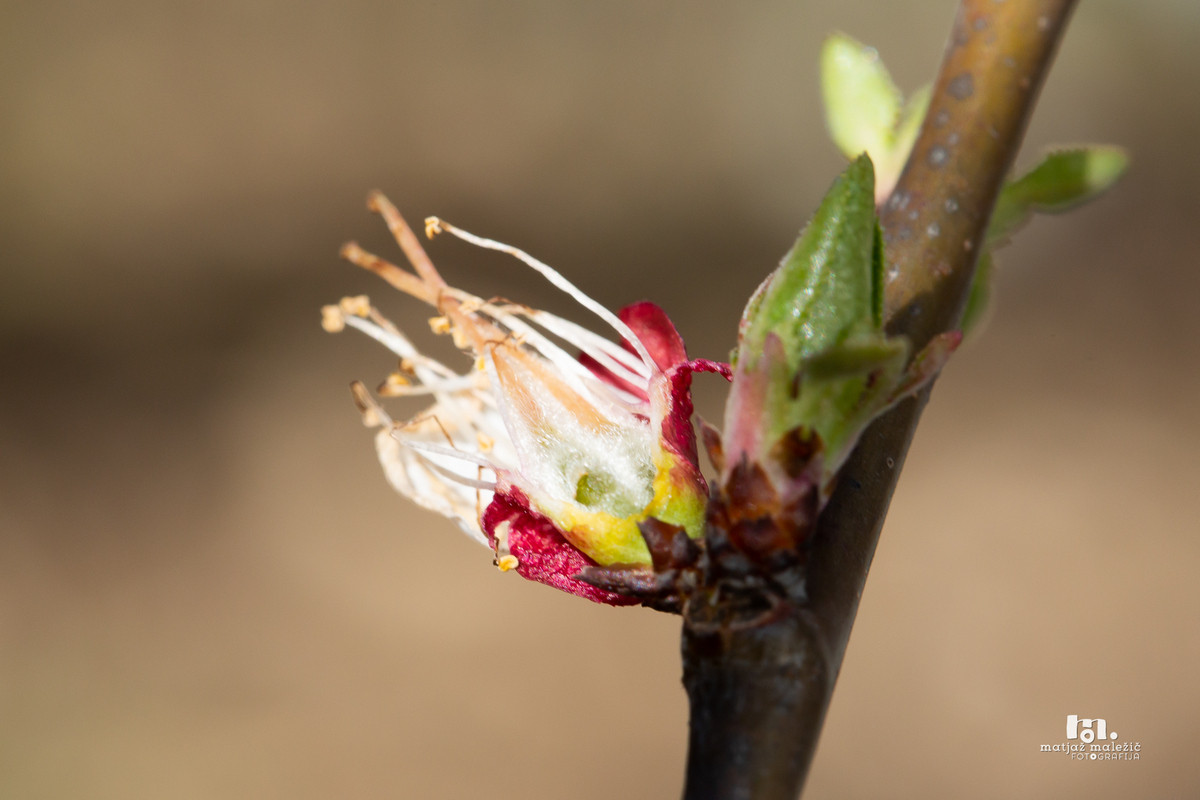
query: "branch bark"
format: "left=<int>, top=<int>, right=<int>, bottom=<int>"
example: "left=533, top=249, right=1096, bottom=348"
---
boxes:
left=680, top=2, right=1078, bottom=797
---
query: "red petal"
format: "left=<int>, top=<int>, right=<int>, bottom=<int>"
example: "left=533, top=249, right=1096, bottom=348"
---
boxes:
left=481, top=489, right=639, bottom=606
left=618, top=301, right=688, bottom=372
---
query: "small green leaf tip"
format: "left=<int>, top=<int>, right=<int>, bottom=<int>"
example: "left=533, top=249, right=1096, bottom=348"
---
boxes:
left=962, top=146, right=1129, bottom=338
left=820, top=33, right=930, bottom=200
left=739, top=153, right=880, bottom=370
left=990, top=146, right=1130, bottom=242
left=821, top=33, right=900, bottom=164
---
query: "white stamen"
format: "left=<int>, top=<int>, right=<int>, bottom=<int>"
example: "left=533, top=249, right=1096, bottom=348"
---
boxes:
left=342, top=310, right=414, bottom=357
left=457, top=292, right=651, bottom=385
left=427, top=218, right=657, bottom=371
left=437, top=288, right=652, bottom=424
left=470, top=300, right=626, bottom=396
left=400, top=437, right=498, bottom=470
left=526, top=309, right=652, bottom=376
left=422, top=460, right=498, bottom=491
left=479, top=347, right=654, bottom=517
left=577, top=371, right=647, bottom=409
left=344, top=315, right=486, bottom=433
left=521, top=309, right=652, bottom=385
left=382, top=374, right=483, bottom=396
left=340, top=313, right=452, bottom=385
left=341, top=313, right=482, bottom=434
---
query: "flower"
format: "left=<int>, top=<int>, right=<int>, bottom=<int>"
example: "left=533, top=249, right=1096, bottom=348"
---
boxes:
left=323, top=193, right=725, bottom=604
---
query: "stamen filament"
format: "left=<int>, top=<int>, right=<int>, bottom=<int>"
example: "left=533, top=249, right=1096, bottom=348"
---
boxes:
left=340, top=242, right=440, bottom=306
left=521, top=309, right=653, bottom=385
left=366, top=191, right=446, bottom=289
left=341, top=315, right=493, bottom=435
left=341, top=314, right=424, bottom=363
left=350, top=380, right=393, bottom=427
left=422, top=459, right=498, bottom=491
left=470, top=301, right=621, bottom=393
left=526, top=309, right=652, bottom=375
left=381, top=375, right=483, bottom=396
left=401, top=438, right=497, bottom=470
left=426, top=218, right=657, bottom=371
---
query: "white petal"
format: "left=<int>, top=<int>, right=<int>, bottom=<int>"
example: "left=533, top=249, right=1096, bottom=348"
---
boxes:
left=374, top=427, right=490, bottom=544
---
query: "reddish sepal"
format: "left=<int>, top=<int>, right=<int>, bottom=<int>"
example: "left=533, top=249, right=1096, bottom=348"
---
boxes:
left=619, top=301, right=689, bottom=372
left=481, top=489, right=639, bottom=606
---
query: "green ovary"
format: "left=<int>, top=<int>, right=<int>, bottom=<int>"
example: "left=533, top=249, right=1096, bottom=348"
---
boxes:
left=545, top=452, right=706, bottom=567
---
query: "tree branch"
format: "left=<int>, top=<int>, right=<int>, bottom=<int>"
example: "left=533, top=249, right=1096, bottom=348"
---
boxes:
left=680, top=2, right=1078, bottom=797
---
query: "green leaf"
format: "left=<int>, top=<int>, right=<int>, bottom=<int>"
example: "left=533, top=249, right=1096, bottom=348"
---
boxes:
left=966, top=146, right=1128, bottom=336
left=739, top=154, right=880, bottom=368
left=990, top=146, right=1129, bottom=242
left=821, top=33, right=901, bottom=163
left=820, top=34, right=931, bottom=198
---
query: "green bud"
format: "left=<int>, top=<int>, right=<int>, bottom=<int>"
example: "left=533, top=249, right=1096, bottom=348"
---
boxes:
left=727, top=155, right=916, bottom=485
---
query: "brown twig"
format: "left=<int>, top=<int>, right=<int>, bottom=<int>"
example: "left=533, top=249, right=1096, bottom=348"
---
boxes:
left=679, top=2, right=1078, bottom=797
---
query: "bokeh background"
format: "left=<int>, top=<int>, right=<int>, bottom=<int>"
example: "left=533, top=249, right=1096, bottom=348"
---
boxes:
left=3, top=1, right=1198, bottom=797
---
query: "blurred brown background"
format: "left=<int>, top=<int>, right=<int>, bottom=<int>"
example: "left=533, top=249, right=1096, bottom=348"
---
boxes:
left=3, top=1, right=1198, bottom=797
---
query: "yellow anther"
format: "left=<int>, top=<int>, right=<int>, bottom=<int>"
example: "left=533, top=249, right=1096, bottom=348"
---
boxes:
left=321, top=305, right=345, bottom=333
left=456, top=297, right=483, bottom=315
left=340, top=295, right=371, bottom=317
left=425, top=217, right=443, bottom=239
left=497, top=555, right=519, bottom=572
left=429, top=316, right=451, bottom=335
left=476, top=432, right=494, bottom=452
left=378, top=372, right=411, bottom=397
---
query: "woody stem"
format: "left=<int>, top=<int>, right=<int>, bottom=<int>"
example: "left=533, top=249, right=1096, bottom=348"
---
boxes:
left=680, top=1, right=1078, bottom=797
